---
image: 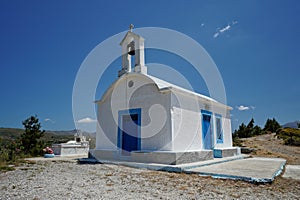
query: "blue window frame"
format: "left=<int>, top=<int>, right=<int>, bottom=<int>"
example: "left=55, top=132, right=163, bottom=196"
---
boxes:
left=215, top=114, right=223, bottom=144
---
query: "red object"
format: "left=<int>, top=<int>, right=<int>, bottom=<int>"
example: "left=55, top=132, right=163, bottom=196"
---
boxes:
left=45, top=147, right=53, bottom=154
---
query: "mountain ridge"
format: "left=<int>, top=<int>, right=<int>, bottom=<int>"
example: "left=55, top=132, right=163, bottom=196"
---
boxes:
left=282, top=121, right=300, bottom=128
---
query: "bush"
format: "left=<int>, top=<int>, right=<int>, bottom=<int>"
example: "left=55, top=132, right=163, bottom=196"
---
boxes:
left=276, top=128, right=300, bottom=146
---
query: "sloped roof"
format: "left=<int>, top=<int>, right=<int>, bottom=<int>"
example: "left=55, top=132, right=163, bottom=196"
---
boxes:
left=146, top=74, right=218, bottom=103
left=96, top=72, right=231, bottom=109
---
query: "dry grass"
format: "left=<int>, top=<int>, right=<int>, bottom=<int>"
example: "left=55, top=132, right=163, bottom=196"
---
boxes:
left=240, top=133, right=300, bottom=164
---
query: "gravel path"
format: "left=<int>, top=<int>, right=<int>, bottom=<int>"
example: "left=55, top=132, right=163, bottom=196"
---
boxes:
left=0, top=159, right=299, bottom=200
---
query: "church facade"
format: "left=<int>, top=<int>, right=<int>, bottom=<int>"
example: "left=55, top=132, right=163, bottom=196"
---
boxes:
left=90, top=28, right=240, bottom=165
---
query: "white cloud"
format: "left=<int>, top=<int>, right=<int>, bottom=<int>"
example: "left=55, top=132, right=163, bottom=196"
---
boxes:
left=213, top=20, right=238, bottom=38
left=237, top=105, right=250, bottom=111
left=219, top=25, right=231, bottom=33
left=201, top=23, right=205, bottom=27
left=77, top=117, right=97, bottom=123
left=213, top=32, right=220, bottom=38
left=236, top=105, right=256, bottom=111
left=44, top=118, right=55, bottom=123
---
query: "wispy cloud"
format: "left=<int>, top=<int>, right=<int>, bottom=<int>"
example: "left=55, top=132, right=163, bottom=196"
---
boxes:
left=213, top=20, right=238, bottom=38
left=237, top=105, right=250, bottom=111
left=44, top=118, right=55, bottom=123
left=236, top=105, right=255, bottom=111
left=213, top=32, right=220, bottom=38
left=77, top=117, right=97, bottom=123
left=219, top=25, right=231, bottom=33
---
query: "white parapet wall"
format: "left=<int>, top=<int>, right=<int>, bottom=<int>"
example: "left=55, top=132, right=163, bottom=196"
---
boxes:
left=52, top=143, right=89, bottom=156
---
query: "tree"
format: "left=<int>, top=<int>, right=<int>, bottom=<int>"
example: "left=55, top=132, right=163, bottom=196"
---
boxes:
left=298, top=122, right=300, bottom=129
left=233, top=123, right=247, bottom=138
left=263, top=118, right=281, bottom=133
left=233, top=118, right=263, bottom=138
left=20, top=115, right=45, bottom=156
left=246, top=118, right=255, bottom=130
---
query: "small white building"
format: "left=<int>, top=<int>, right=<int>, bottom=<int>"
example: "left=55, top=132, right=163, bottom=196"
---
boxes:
left=52, top=131, right=89, bottom=156
left=90, top=28, right=240, bottom=165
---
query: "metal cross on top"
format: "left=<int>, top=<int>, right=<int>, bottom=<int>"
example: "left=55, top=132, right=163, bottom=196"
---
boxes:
left=129, top=24, right=134, bottom=32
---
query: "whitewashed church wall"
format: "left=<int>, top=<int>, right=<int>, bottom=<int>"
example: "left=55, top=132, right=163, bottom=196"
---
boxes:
left=171, top=91, right=233, bottom=149
left=171, top=92, right=203, bottom=151
left=171, top=106, right=203, bottom=151
left=125, top=76, right=172, bottom=151
left=96, top=74, right=173, bottom=151
left=96, top=94, right=118, bottom=150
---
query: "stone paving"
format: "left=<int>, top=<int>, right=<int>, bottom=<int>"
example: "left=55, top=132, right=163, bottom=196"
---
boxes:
left=80, top=155, right=289, bottom=183
left=29, top=155, right=294, bottom=183
left=185, top=157, right=286, bottom=183
left=283, top=165, right=300, bottom=180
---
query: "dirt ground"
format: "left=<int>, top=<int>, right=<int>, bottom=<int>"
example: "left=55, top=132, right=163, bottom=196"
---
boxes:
left=1, top=134, right=299, bottom=199
left=239, top=133, right=300, bottom=165
left=0, top=159, right=299, bottom=200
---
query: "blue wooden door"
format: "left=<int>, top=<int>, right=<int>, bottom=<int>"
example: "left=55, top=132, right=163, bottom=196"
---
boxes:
left=202, top=114, right=213, bottom=149
left=122, top=114, right=139, bottom=156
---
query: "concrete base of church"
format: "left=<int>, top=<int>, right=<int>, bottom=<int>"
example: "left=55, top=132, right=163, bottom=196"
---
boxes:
left=213, top=147, right=241, bottom=158
left=90, top=149, right=216, bottom=165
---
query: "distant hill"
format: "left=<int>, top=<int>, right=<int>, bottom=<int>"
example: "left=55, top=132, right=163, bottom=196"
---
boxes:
left=282, top=121, right=300, bottom=128
left=0, top=128, right=96, bottom=148
left=0, top=128, right=23, bottom=140
left=0, top=127, right=95, bottom=137
left=46, top=129, right=96, bottom=138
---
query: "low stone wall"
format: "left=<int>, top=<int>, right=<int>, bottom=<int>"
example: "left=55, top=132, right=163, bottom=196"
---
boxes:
left=52, top=144, right=89, bottom=156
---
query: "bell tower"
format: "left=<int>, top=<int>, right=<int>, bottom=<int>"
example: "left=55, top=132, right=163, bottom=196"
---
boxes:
left=118, top=24, right=147, bottom=77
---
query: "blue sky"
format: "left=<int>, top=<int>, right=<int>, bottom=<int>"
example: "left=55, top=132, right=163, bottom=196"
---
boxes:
left=0, top=1, right=299, bottom=132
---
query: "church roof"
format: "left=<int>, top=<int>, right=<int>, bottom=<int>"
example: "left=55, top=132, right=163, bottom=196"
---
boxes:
left=96, top=72, right=231, bottom=110
left=146, top=74, right=218, bottom=103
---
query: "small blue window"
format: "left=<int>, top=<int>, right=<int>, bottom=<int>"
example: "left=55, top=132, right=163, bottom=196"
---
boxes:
left=216, top=115, right=223, bottom=143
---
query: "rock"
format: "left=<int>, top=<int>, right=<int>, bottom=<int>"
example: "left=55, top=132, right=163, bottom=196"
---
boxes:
left=241, top=147, right=257, bottom=154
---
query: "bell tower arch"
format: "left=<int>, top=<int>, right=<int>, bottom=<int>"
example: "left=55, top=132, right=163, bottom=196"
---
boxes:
left=118, top=24, right=147, bottom=77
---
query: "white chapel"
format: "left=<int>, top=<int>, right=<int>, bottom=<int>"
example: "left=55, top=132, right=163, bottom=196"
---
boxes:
left=90, top=26, right=240, bottom=165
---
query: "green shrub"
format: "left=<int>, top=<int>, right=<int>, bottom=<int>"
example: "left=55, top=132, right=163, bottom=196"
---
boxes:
left=276, top=128, right=300, bottom=146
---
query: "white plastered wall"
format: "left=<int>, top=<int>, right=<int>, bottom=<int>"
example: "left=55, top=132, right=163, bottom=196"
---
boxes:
left=209, top=105, right=232, bottom=149
left=96, top=94, right=118, bottom=150
left=96, top=73, right=173, bottom=151
left=170, top=92, right=203, bottom=151
left=170, top=91, right=233, bottom=151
